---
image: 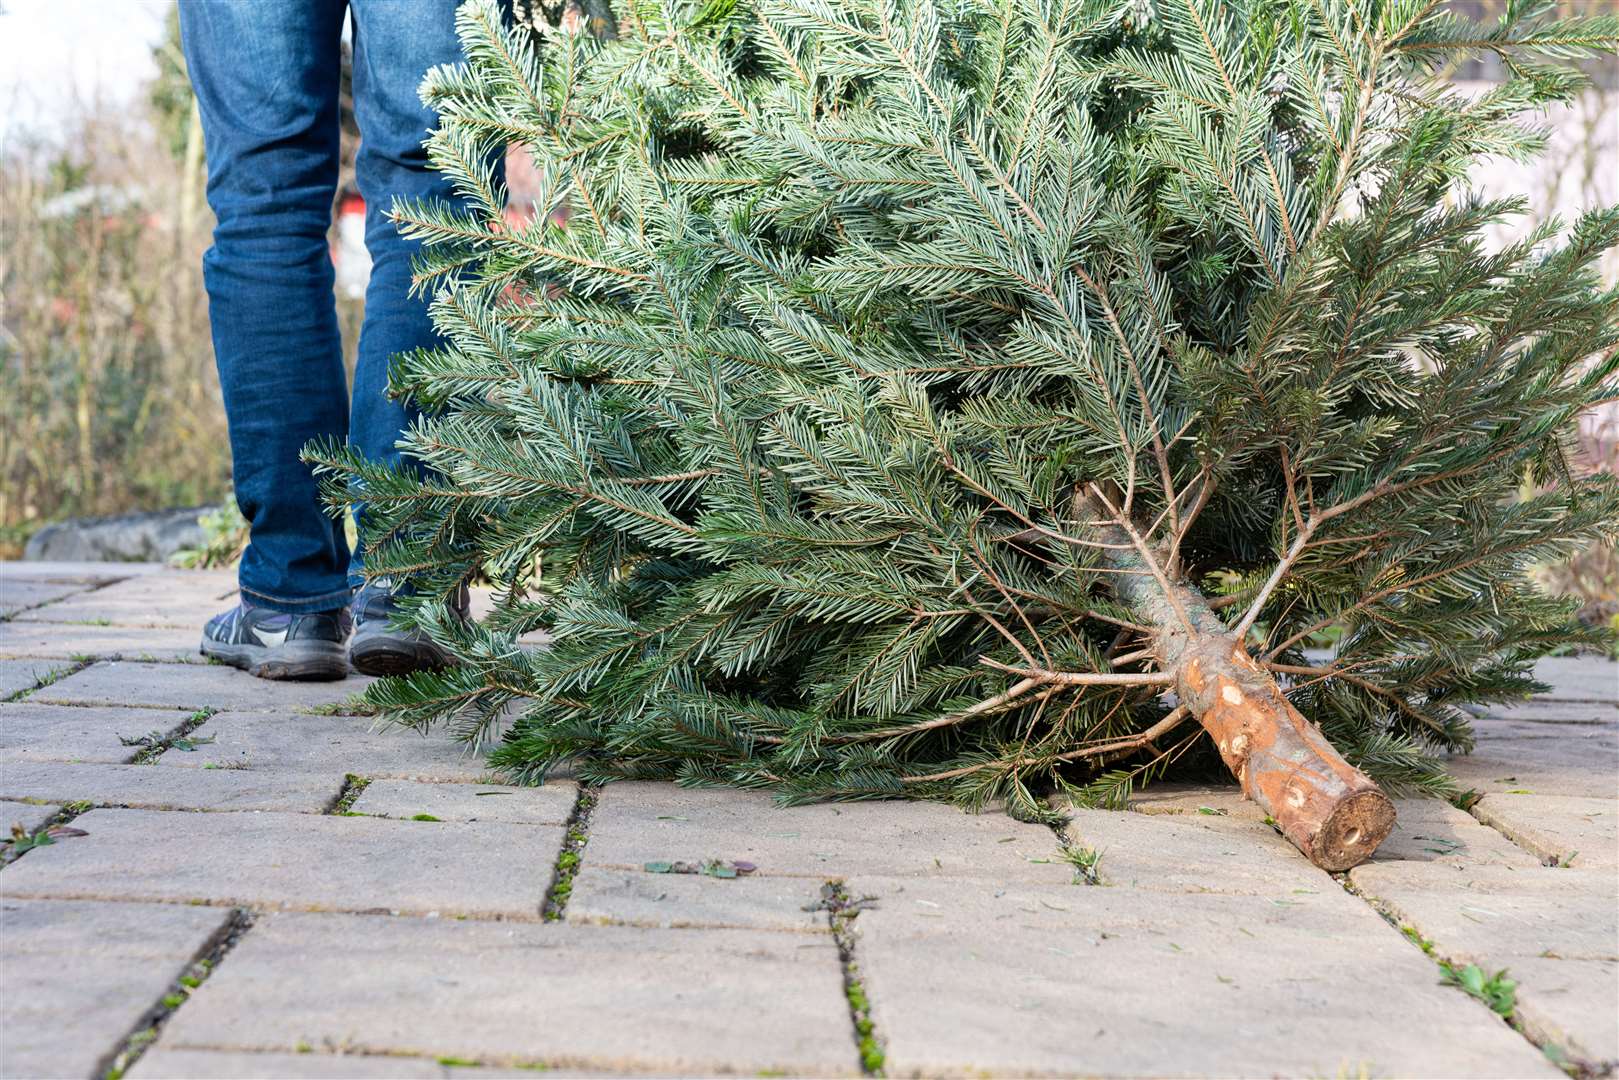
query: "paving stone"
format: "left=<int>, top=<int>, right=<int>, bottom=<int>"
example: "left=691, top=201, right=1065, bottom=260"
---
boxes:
left=848, top=876, right=1555, bottom=1078
left=1369, top=797, right=1541, bottom=868
left=0, top=760, right=343, bottom=813
left=0, top=657, right=75, bottom=699
left=586, top=782, right=1072, bottom=884
left=1349, top=861, right=1618, bottom=962
left=1472, top=794, right=1617, bottom=869
left=1124, top=783, right=1269, bottom=822
left=15, top=570, right=237, bottom=628
left=1533, top=657, right=1619, bottom=703
left=33, top=660, right=374, bottom=712
left=0, top=561, right=160, bottom=582
left=0, top=897, right=233, bottom=1080
left=1060, top=804, right=1332, bottom=894
left=0, top=702, right=197, bottom=765
left=349, top=778, right=573, bottom=823
left=1481, top=699, right=1619, bottom=724
left=131, top=1049, right=451, bottom=1079
left=0, top=808, right=563, bottom=918
left=160, top=913, right=857, bottom=1075
left=132, top=1048, right=631, bottom=1079
left=1506, top=956, right=1619, bottom=1065
left=567, top=865, right=827, bottom=932
left=0, top=798, right=61, bottom=834
left=0, top=619, right=206, bottom=662
left=0, top=578, right=91, bottom=617
left=1445, top=718, right=1618, bottom=798
left=162, top=712, right=493, bottom=782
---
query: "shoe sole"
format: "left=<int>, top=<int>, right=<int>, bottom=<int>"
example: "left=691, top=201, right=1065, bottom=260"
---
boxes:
left=200, top=638, right=350, bottom=681
left=348, top=625, right=452, bottom=677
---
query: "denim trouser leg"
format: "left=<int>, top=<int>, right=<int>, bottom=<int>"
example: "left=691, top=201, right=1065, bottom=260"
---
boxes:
left=345, top=0, right=479, bottom=589
left=182, top=1, right=479, bottom=611
left=182, top=1, right=352, bottom=613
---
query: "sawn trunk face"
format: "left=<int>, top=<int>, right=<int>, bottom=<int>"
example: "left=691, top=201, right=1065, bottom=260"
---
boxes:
left=1103, top=533, right=1396, bottom=871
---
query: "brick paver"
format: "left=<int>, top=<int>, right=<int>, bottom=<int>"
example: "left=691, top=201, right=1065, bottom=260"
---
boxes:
left=0, top=561, right=1614, bottom=1078
left=0, top=702, right=199, bottom=765
left=0, top=620, right=207, bottom=663
left=0, top=799, right=61, bottom=835
left=1, top=808, right=564, bottom=918
left=33, top=660, right=372, bottom=712
left=159, top=914, right=857, bottom=1075
left=349, top=777, right=576, bottom=824
left=0, top=898, right=233, bottom=1079
left=1473, top=792, right=1616, bottom=868
left=849, top=877, right=1559, bottom=1078
left=0, top=658, right=74, bottom=700
left=162, top=710, right=492, bottom=781
left=586, top=781, right=1074, bottom=883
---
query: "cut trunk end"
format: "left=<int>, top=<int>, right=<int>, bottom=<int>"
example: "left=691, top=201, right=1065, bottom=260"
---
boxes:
left=1175, top=634, right=1395, bottom=871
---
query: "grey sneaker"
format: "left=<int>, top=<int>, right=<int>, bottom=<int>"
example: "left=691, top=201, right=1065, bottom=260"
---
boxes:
left=347, top=580, right=468, bottom=677
left=201, top=600, right=350, bottom=681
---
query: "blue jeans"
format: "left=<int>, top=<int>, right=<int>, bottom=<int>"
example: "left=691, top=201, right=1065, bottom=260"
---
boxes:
left=181, top=0, right=481, bottom=613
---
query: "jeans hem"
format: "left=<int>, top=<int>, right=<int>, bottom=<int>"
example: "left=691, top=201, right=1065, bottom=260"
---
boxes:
left=240, top=582, right=354, bottom=614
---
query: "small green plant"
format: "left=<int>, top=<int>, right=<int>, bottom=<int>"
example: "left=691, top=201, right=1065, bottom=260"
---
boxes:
left=4, top=826, right=55, bottom=855
left=169, top=499, right=249, bottom=570
left=410, top=813, right=442, bottom=822
left=301, top=694, right=379, bottom=717
left=4, top=822, right=89, bottom=857
left=1062, top=845, right=1104, bottom=886
left=1441, top=962, right=1517, bottom=1018
left=1400, top=926, right=1436, bottom=957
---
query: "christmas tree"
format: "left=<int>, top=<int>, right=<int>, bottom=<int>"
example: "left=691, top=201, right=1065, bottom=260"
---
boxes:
left=312, top=0, right=1619, bottom=870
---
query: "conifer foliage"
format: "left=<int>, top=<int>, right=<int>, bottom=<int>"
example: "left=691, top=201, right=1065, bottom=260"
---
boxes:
left=312, top=0, right=1619, bottom=861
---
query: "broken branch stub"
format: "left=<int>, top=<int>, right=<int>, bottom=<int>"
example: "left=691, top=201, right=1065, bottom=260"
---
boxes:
left=1094, top=512, right=1396, bottom=871
left=1174, top=634, right=1395, bottom=871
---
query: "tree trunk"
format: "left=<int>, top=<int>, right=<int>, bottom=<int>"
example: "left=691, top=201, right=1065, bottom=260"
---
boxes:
left=1104, top=530, right=1396, bottom=872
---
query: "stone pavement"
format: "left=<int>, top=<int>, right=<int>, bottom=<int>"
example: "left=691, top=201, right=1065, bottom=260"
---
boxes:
left=0, top=562, right=1615, bottom=1079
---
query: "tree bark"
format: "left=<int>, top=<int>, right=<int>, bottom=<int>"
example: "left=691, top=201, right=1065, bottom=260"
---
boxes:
left=1103, top=530, right=1396, bottom=871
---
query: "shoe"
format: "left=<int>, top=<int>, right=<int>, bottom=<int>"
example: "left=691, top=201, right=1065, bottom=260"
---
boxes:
left=201, top=600, right=351, bottom=681
left=347, top=579, right=468, bottom=677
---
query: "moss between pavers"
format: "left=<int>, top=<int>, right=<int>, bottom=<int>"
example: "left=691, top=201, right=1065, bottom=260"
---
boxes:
left=821, top=882, right=886, bottom=1076
left=100, top=908, right=254, bottom=1080
left=544, top=786, right=599, bottom=921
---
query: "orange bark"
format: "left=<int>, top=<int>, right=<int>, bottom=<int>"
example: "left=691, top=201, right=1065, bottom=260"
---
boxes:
left=1173, top=634, right=1395, bottom=871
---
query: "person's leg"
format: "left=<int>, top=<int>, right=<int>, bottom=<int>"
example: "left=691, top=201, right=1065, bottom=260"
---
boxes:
left=346, top=0, right=484, bottom=586
left=182, top=1, right=353, bottom=678
left=344, top=0, right=489, bottom=674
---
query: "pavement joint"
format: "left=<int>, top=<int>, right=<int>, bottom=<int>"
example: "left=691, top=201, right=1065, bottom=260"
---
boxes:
left=1336, top=871, right=1594, bottom=1077
left=1466, top=799, right=1587, bottom=868
left=1049, top=819, right=1107, bottom=886
left=0, top=574, right=132, bottom=625
left=821, top=882, right=886, bottom=1077
left=327, top=774, right=373, bottom=815
left=2, top=659, right=92, bottom=704
left=544, top=785, right=599, bottom=921
left=99, top=908, right=256, bottom=1080
left=0, top=798, right=96, bottom=870
left=2, top=887, right=556, bottom=925
left=122, top=708, right=218, bottom=765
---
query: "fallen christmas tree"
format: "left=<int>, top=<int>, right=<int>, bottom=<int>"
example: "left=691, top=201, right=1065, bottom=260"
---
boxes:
left=312, top=0, right=1619, bottom=870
